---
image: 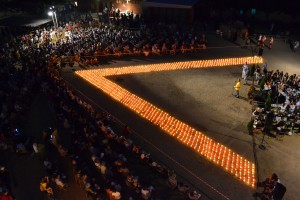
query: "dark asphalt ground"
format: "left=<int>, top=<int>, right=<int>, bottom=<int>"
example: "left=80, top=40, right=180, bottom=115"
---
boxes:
left=62, top=33, right=300, bottom=200
left=2, top=28, right=299, bottom=200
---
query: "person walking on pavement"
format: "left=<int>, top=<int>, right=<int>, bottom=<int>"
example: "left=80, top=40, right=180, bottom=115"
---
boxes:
left=242, top=62, right=249, bottom=84
left=234, top=79, right=241, bottom=98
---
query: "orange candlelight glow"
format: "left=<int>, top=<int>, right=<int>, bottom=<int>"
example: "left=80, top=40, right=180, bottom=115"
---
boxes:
left=75, top=56, right=262, bottom=187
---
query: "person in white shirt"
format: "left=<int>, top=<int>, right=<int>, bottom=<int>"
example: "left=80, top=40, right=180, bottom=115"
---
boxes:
left=242, top=62, right=249, bottom=84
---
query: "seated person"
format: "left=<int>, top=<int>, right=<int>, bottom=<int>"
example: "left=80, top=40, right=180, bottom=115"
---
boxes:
left=263, top=173, right=280, bottom=199
left=161, top=43, right=167, bottom=54
left=132, top=176, right=140, bottom=188
left=178, top=182, right=190, bottom=193
left=265, top=173, right=280, bottom=189
left=85, top=183, right=97, bottom=197
left=126, top=174, right=134, bottom=187
left=188, top=190, right=201, bottom=200
left=43, top=158, right=53, bottom=174
left=57, top=145, right=68, bottom=157
left=152, top=44, right=160, bottom=55
left=140, top=152, right=150, bottom=163
left=111, top=189, right=121, bottom=200
left=0, top=191, right=14, bottom=200
left=296, top=99, right=300, bottom=109
left=117, top=165, right=129, bottom=176
left=54, top=174, right=66, bottom=189
left=16, top=143, right=27, bottom=154
left=253, top=107, right=263, bottom=116
left=141, top=186, right=151, bottom=199
left=40, top=176, right=54, bottom=196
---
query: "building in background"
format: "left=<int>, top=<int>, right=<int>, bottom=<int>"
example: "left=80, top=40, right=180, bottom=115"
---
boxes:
left=78, top=0, right=199, bottom=23
left=77, top=0, right=142, bottom=14
left=142, top=0, right=200, bottom=23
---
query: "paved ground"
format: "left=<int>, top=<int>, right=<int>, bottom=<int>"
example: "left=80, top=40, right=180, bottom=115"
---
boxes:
left=62, top=33, right=300, bottom=200
left=0, top=13, right=51, bottom=27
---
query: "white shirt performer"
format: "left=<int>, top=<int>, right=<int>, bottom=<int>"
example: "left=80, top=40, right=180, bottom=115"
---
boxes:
left=242, top=62, right=249, bottom=84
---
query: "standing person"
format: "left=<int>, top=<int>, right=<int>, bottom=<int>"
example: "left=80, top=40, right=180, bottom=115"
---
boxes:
left=262, top=62, right=268, bottom=74
left=234, top=79, right=241, bottom=98
left=258, top=34, right=262, bottom=44
left=244, top=30, right=249, bottom=40
left=261, top=35, right=267, bottom=44
left=245, top=37, right=250, bottom=49
left=123, top=125, right=130, bottom=137
left=293, top=41, right=299, bottom=52
left=269, top=36, right=274, bottom=49
left=242, top=62, right=249, bottom=84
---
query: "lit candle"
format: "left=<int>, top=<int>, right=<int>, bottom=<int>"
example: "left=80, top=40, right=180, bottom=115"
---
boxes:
left=75, top=56, right=261, bottom=187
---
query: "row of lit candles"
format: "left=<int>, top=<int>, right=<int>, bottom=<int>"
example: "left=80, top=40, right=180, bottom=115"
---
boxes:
left=76, top=57, right=262, bottom=187
left=90, top=56, right=263, bottom=76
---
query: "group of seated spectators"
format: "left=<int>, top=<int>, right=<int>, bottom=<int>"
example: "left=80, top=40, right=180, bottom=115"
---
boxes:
left=1, top=12, right=208, bottom=70
left=0, top=8, right=213, bottom=199
left=0, top=35, right=46, bottom=199
left=250, top=65, right=300, bottom=137
left=41, top=65, right=202, bottom=199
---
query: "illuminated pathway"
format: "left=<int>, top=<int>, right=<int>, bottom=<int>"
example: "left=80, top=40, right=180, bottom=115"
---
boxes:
left=75, top=56, right=263, bottom=187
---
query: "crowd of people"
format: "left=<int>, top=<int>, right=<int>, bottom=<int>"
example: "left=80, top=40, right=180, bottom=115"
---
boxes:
left=0, top=31, right=45, bottom=199
left=0, top=9, right=209, bottom=200
left=2, top=5, right=299, bottom=199
left=245, top=62, right=300, bottom=137
left=0, top=12, right=208, bottom=71
left=40, top=63, right=203, bottom=199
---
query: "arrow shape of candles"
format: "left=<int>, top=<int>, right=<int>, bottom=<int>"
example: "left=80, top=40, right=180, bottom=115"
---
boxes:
left=75, top=56, right=263, bottom=187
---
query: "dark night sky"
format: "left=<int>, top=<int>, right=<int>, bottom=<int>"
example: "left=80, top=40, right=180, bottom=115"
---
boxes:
left=1, top=0, right=299, bottom=16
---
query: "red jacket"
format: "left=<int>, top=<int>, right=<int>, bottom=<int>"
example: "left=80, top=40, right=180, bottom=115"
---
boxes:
left=0, top=194, right=14, bottom=200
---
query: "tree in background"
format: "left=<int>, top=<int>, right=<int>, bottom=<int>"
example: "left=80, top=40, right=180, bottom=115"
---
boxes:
left=260, top=76, right=266, bottom=91
left=265, top=92, right=272, bottom=111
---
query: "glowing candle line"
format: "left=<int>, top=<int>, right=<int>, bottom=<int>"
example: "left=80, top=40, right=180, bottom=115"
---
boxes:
left=75, top=56, right=262, bottom=187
